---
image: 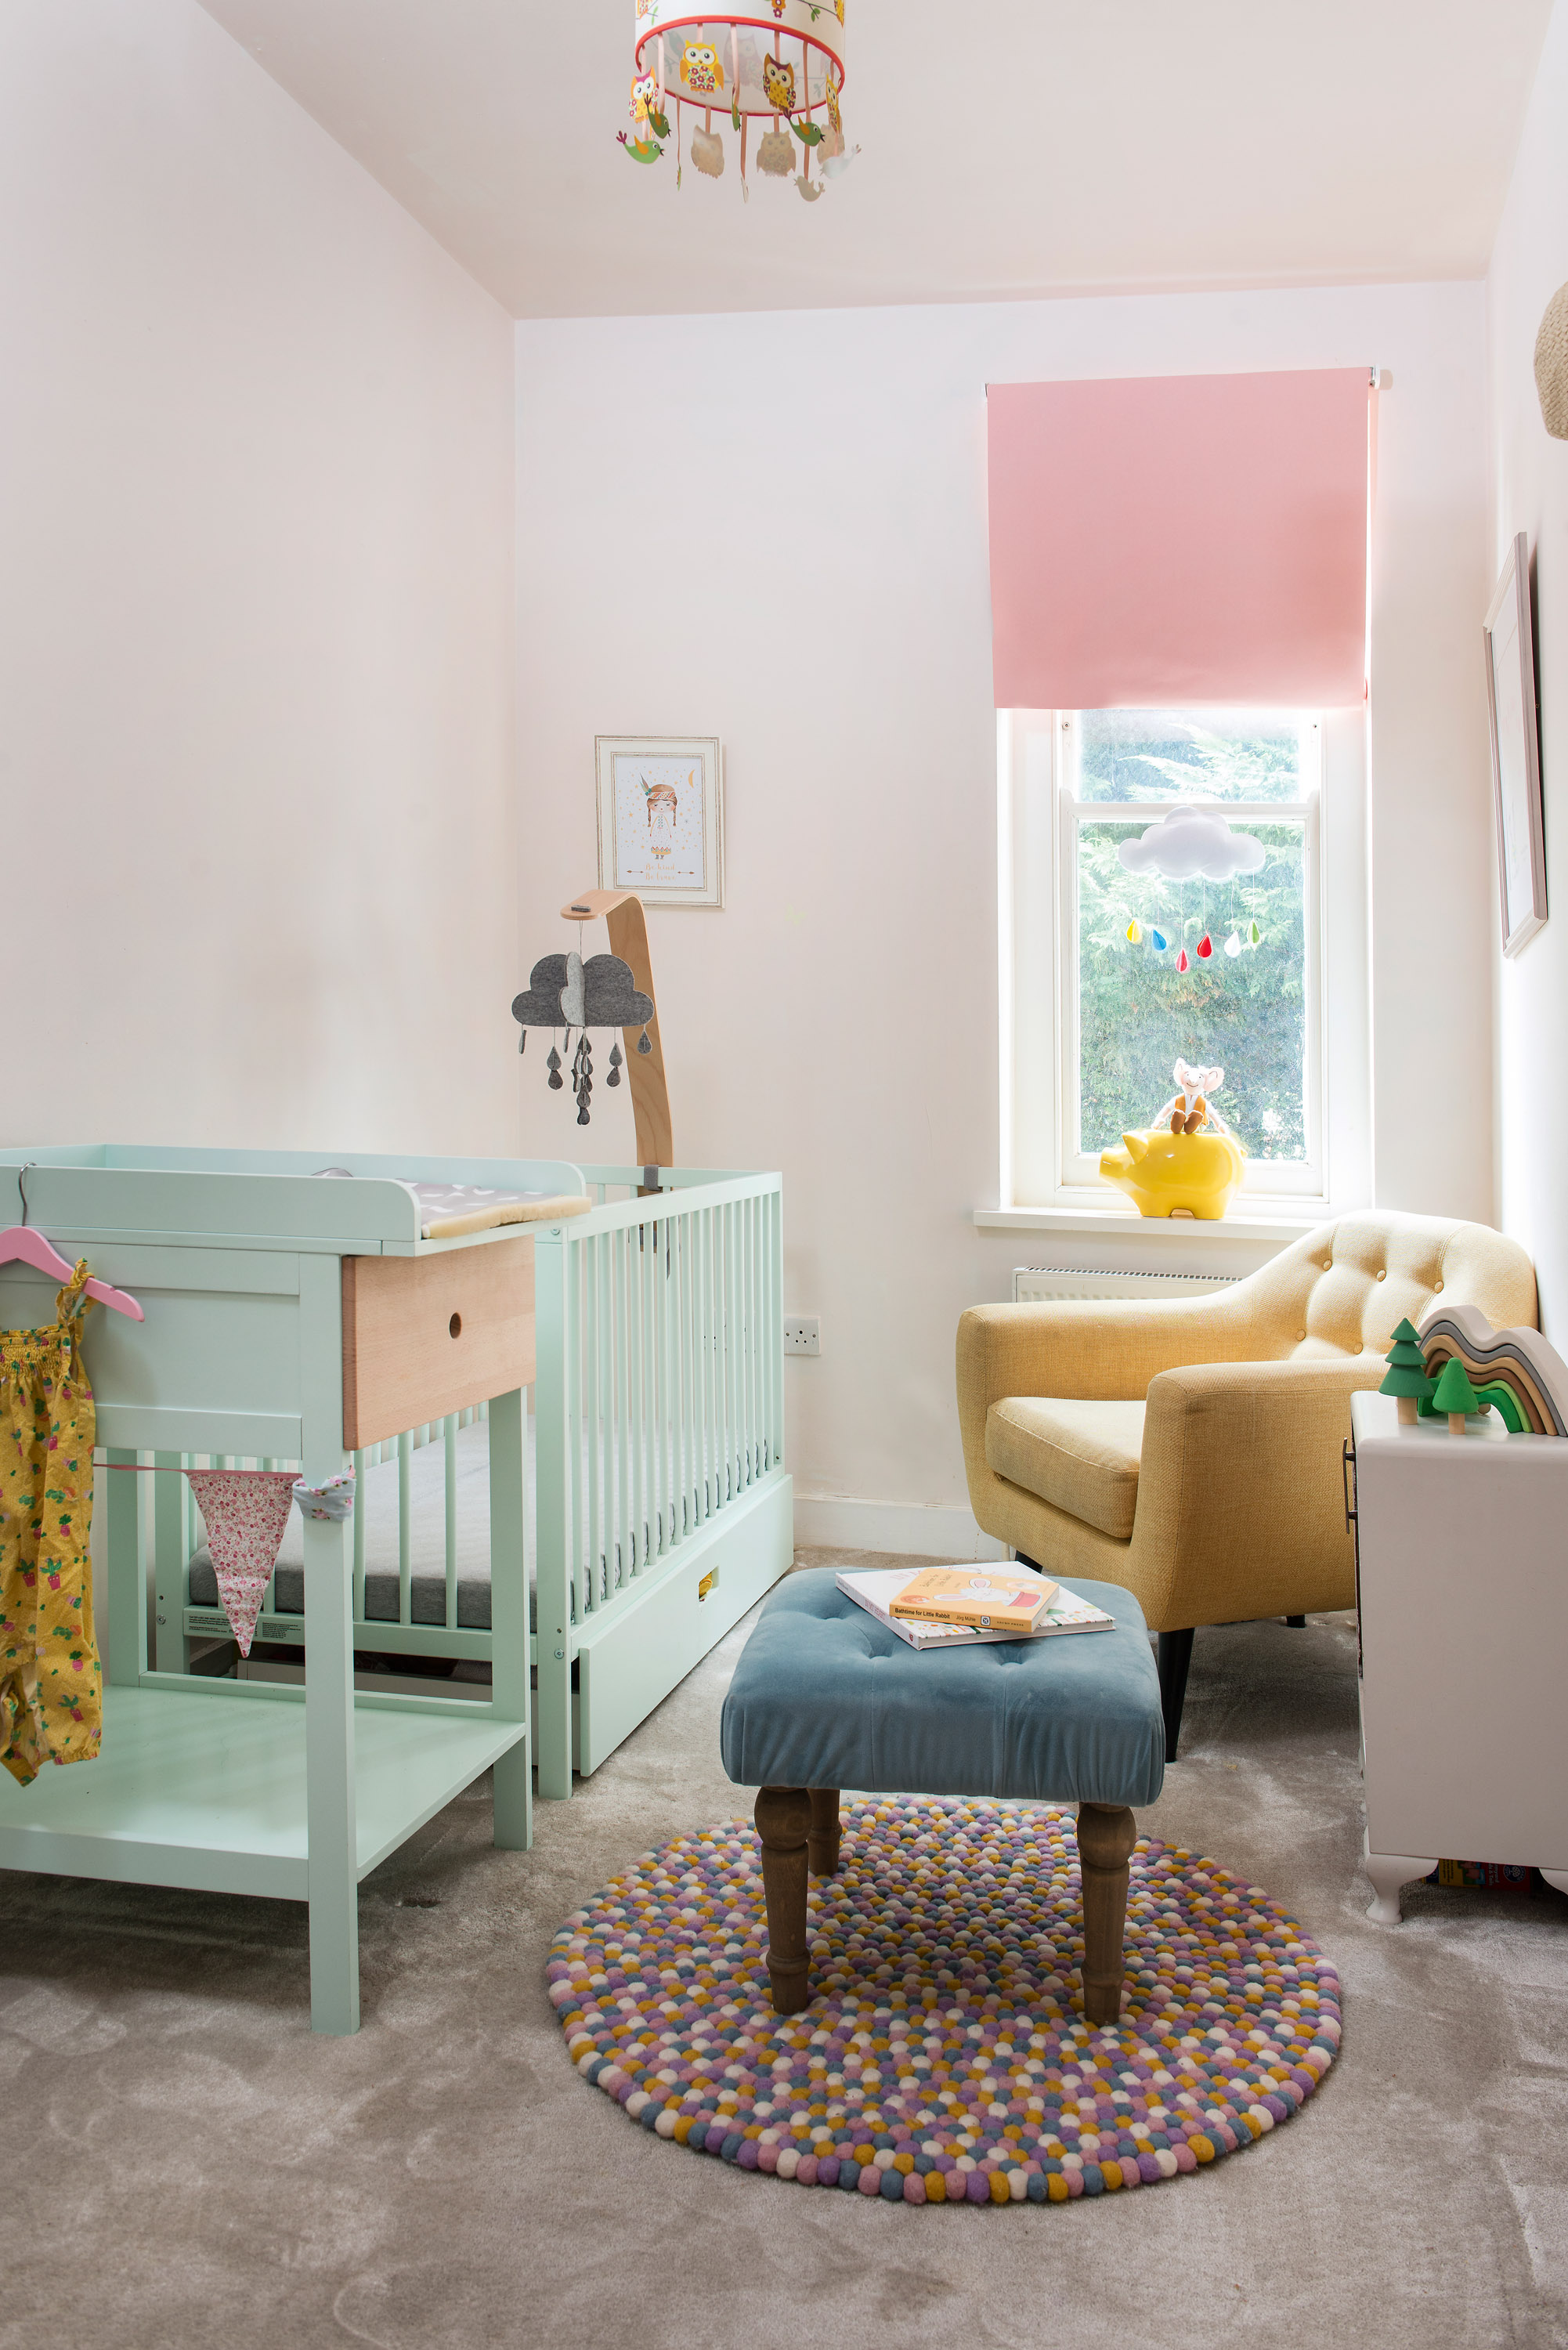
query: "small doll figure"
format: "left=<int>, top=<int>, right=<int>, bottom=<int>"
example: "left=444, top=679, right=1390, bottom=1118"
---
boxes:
left=1151, top=1058, right=1230, bottom=1137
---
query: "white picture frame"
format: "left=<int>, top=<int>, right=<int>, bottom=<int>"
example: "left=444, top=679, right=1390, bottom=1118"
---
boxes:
left=1483, top=533, right=1547, bottom=957
left=594, top=736, right=724, bottom=909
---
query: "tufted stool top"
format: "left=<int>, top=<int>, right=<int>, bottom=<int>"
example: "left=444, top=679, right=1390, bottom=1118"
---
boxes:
left=720, top=1570, right=1165, bottom=1808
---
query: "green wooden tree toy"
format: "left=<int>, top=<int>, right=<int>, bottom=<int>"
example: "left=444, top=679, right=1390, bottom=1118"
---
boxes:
left=1380, top=1318, right=1434, bottom=1426
left=1429, top=1353, right=1482, bottom=1434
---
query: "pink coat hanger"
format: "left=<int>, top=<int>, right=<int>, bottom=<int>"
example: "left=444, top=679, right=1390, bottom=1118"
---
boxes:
left=0, top=1173, right=143, bottom=1321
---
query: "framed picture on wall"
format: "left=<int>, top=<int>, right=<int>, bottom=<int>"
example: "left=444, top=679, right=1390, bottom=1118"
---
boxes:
left=594, top=736, right=724, bottom=909
left=1483, top=532, right=1547, bottom=957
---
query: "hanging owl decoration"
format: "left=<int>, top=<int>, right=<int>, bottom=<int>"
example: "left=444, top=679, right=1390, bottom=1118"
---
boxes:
left=622, top=2, right=852, bottom=200
left=512, top=951, right=655, bottom=1129
left=760, top=52, right=796, bottom=110
left=678, top=40, right=724, bottom=96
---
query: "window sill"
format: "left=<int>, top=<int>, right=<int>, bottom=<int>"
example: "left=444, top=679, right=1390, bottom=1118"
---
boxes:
left=973, top=1199, right=1335, bottom=1244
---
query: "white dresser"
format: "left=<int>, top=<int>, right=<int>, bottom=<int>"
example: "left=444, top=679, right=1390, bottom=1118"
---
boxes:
left=1349, top=1390, right=1568, bottom=1922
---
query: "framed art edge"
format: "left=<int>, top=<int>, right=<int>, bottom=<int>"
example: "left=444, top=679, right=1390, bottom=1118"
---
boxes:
left=1483, top=532, right=1548, bottom=960
left=593, top=735, right=724, bottom=910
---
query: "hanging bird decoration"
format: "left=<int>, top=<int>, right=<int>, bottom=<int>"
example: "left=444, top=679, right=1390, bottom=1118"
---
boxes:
left=512, top=950, right=655, bottom=1129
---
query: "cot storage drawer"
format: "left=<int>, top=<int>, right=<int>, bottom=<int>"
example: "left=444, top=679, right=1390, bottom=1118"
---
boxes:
left=342, top=1242, right=534, bottom=1448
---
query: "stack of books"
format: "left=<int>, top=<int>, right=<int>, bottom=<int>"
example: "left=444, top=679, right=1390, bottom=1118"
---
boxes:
left=836, top=1563, right=1114, bottom=1650
left=1425, top=1859, right=1538, bottom=1893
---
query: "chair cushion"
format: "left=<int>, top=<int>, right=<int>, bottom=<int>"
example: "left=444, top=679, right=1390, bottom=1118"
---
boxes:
left=985, top=1397, right=1144, bottom=1539
left=719, top=1569, right=1164, bottom=1806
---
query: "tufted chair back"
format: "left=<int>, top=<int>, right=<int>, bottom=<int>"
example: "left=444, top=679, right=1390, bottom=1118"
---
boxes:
left=1235, top=1213, right=1538, bottom=1363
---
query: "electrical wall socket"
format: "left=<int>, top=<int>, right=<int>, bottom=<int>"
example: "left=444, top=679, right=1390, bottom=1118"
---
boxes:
left=783, top=1318, right=821, bottom=1357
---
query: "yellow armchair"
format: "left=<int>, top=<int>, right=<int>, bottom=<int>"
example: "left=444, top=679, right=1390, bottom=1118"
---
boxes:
left=956, top=1213, right=1537, bottom=1756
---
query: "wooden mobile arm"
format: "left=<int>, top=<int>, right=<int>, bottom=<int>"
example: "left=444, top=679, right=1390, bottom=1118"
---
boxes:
left=560, top=890, right=673, bottom=1174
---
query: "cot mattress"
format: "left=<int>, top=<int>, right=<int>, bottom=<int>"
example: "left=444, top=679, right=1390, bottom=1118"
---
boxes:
left=189, top=1420, right=508, bottom=1630
left=186, top=1418, right=751, bottom=1635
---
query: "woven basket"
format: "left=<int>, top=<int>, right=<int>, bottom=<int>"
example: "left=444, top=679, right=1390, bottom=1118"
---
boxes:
left=1537, top=280, right=1568, bottom=440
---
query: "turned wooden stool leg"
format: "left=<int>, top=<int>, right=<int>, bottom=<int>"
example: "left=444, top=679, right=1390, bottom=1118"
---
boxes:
left=1077, top=1802, right=1137, bottom=2027
left=756, top=1785, right=813, bottom=2015
left=807, top=1788, right=841, bottom=1876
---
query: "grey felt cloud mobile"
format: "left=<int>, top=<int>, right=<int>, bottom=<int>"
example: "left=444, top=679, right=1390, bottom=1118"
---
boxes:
left=512, top=952, right=655, bottom=1125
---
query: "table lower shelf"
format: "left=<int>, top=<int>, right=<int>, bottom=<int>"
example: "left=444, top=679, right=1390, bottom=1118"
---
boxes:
left=0, top=1683, right=526, bottom=1900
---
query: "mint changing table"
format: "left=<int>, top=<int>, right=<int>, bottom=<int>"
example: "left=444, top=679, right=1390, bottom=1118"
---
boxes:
left=0, top=1145, right=576, bottom=2034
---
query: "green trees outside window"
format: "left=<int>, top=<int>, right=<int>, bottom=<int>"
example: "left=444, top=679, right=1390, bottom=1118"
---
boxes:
left=1072, top=712, right=1314, bottom=1164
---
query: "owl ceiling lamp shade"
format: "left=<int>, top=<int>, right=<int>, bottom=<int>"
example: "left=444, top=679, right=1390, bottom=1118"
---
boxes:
left=624, top=2, right=853, bottom=201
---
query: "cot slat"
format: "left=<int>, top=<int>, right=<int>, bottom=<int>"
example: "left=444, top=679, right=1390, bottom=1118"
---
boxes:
left=444, top=1411, right=458, bottom=1630
left=398, top=1427, right=413, bottom=1625
left=352, top=1448, right=367, bottom=1622
left=616, top=1226, right=630, bottom=1593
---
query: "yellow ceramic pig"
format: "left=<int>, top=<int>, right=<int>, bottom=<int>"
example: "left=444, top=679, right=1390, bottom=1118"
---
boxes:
left=1098, top=1126, right=1248, bottom=1220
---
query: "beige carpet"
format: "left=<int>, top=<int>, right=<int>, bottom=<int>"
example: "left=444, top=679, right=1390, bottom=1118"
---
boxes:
left=3, top=1552, right=1566, bottom=2350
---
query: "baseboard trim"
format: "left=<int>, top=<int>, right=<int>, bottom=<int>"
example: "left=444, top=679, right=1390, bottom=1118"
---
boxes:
left=792, top=1496, right=1009, bottom=1561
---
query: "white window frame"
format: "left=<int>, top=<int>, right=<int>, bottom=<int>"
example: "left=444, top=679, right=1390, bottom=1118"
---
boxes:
left=999, top=707, right=1371, bottom=1218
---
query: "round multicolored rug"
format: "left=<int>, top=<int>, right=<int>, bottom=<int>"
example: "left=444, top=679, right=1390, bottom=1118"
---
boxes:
left=547, top=1797, right=1341, bottom=2204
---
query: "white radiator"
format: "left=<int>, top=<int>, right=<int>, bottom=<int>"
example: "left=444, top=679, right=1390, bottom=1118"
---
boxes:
left=1013, top=1267, right=1236, bottom=1303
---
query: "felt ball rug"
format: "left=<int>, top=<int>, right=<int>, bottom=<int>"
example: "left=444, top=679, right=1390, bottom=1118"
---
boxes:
left=548, top=1797, right=1341, bottom=2204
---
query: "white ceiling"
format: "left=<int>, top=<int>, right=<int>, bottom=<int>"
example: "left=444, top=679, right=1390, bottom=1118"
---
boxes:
left=198, top=1, right=1555, bottom=320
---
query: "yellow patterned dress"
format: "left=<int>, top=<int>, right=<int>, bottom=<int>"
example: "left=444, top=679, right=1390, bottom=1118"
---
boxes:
left=0, top=1260, right=103, bottom=1784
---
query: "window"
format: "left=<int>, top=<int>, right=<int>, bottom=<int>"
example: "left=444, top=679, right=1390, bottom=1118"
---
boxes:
left=999, top=706, right=1368, bottom=1213
left=1065, top=708, right=1321, bottom=1193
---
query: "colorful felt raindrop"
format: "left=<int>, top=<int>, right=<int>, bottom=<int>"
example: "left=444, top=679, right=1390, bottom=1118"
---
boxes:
left=1151, top=929, right=1168, bottom=953
left=1224, top=931, right=1242, bottom=957
left=1176, top=948, right=1190, bottom=974
left=1249, top=920, right=1263, bottom=947
left=1125, top=919, right=1143, bottom=945
left=1197, top=934, right=1213, bottom=960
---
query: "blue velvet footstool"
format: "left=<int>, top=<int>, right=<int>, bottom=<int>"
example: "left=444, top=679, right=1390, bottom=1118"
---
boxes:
left=720, top=1570, right=1165, bottom=2021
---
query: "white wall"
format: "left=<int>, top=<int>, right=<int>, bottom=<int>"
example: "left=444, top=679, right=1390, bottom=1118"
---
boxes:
left=0, top=1, right=518, bottom=1157
left=518, top=283, right=1495, bottom=1538
left=1489, top=0, right=1568, bottom=1339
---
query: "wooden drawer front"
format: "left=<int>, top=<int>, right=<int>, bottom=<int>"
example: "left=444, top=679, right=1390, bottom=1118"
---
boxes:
left=342, top=1242, right=534, bottom=1449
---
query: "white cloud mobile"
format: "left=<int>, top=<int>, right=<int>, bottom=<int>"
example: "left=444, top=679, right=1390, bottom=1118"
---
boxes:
left=1117, top=806, right=1266, bottom=882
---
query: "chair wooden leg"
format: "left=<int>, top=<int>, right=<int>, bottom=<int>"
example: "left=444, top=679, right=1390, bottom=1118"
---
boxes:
left=1077, top=1802, right=1136, bottom=2026
left=807, top=1788, right=841, bottom=1876
left=755, top=1785, right=813, bottom=2014
left=1157, top=1628, right=1194, bottom=1762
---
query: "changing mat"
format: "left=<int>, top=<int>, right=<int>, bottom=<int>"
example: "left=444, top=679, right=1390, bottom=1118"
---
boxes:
left=400, top=1182, right=592, bottom=1241
left=312, top=1166, right=591, bottom=1241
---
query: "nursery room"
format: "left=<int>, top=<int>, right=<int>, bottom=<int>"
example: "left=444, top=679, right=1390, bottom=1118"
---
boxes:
left=3, top=1, right=1568, bottom=2342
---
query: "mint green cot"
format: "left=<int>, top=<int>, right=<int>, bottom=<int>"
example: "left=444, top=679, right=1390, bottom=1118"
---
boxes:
left=0, top=1148, right=792, bottom=2034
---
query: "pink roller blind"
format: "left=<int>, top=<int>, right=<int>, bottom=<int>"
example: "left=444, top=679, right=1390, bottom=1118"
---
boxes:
left=986, top=368, right=1372, bottom=710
